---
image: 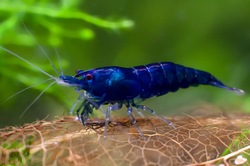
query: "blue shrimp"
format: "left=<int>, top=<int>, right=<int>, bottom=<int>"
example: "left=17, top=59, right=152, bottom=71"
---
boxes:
left=61, top=62, right=244, bottom=140
left=1, top=44, right=244, bottom=140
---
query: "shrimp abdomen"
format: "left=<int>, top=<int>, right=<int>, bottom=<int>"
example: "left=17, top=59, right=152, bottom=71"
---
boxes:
left=133, top=62, right=243, bottom=99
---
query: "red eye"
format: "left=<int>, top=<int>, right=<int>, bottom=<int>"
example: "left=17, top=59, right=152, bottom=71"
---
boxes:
left=85, top=74, right=93, bottom=80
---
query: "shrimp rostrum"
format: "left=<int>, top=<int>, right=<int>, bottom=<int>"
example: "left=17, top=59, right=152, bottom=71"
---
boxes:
left=1, top=45, right=244, bottom=140
left=61, top=62, right=244, bottom=140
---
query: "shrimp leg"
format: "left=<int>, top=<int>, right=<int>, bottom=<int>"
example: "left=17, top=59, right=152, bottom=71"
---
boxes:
left=104, top=104, right=123, bottom=139
left=132, top=104, right=176, bottom=129
left=76, top=100, right=88, bottom=125
left=127, top=106, right=146, bottom=141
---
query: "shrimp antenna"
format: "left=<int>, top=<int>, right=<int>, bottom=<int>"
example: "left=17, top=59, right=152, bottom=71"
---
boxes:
left=2, top=78, right=53, bottom=105
left=54, top=46, right=64, bottom=76
left=21, top=21, right=60, bottom=76
left=0, top=46, right=56, bottom=79
left=19, top=81, right=57, bottom=119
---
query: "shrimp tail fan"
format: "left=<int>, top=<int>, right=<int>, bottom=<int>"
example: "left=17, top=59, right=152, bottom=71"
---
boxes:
left=209, top=79, right=245, bottom=95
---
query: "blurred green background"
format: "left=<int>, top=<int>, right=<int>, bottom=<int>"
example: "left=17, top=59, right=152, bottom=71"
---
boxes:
left=0, top=0, right=249, bottom=128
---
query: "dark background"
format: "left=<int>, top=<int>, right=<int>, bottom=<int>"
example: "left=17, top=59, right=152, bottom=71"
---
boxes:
left=0, top=0, right=249, bottom=128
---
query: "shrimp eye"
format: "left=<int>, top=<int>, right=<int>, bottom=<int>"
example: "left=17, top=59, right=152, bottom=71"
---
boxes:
left=85, top=74, right=93, bottom=80
left=76, top=69, right=83, bottom=74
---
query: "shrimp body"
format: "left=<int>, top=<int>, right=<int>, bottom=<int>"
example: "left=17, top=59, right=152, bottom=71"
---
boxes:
left=71, top=62, right=243, bottom=101
left=61, top=62, right=244, bottom=140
